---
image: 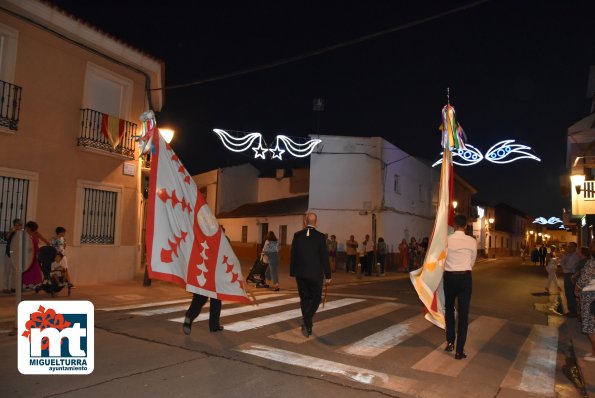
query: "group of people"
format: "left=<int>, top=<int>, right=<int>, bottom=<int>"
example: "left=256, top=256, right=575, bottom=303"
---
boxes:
left=344, top=234, right=388, bottom=276
left=398, top=236, right=429, bottom=272
left=2, top=219, right=74, bottom=293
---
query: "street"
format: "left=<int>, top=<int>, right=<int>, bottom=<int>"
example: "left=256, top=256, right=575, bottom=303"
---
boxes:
left=0, top=257, right=591, bottom=398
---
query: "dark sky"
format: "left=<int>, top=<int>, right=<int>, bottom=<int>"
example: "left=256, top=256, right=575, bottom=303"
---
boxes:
left=50, top=0, right=595, bottom=218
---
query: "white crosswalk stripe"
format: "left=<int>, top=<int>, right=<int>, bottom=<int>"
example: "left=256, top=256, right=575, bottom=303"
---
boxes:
left=269, top=302, right=403, bottom=343
left=224, top=298, right=363, bottom=332
left=499, top=325, right=558, bottom=397
left=339, top=312, right=432, bottom=358
left=130, top=293, right=288, bottom=316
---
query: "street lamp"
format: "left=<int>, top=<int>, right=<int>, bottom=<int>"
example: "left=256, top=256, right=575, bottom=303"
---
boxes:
left=486, top=217, right=495, bottom=258
left=159, top=128, right=175, bottom=143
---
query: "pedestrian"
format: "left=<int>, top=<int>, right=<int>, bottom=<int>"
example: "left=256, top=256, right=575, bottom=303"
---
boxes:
left=538, top=244, right=548, bottom=267
left=398, top=239, right=409, bottom=272
left=561, top=242, right=581, bottom=317
left=531, top=247, right=539, bottom=265
left=262, top=231, right=280, bottom=291
left=409, top=237, right=420, bottom=271
left=545, top=246, right=568, bottom=315
left=443, top=215, right=477, bottom=360
left=377, top=237, right=387, bottom=276
left=363, top=234, right=374, bottom=276
left=358, top=235, right=368, bottom=275
left=345, top=235, right=358, bottom=273
left=22, top=221, right=50, bottom=289
left=51, top=226, right=74, bottom=288
left=182, top=294, right=224, bottom=334
left=327, top=234, right=337, bottom=273
left=2, top=218, right=23, bottom=294
left=290, top=212, right=332, bottom=338
left=576, top=241, right=595, bottom=361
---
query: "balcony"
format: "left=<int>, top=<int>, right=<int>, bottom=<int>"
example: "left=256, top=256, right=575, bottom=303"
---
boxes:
left=78, top=109, right=137, bottom=158
left=0, top=80, right=22, bottom=131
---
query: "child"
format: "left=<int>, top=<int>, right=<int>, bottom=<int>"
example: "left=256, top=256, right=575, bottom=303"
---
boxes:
left=50, top=253, right=73, bottom=287
left=51, top=227, right=74, bottom=288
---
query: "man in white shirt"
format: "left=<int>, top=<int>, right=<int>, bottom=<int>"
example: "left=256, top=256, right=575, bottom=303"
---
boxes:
left=444, top=215, right=477, bottom=360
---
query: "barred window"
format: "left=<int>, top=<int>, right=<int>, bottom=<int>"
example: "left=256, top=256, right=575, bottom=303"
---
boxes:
left=279, top=225, right=287, bottom=245
left=80, top=188, right=117, bottom=244
left=241, top=226, right=248, bottom=243
left=0, top=175, right=28, bottom=243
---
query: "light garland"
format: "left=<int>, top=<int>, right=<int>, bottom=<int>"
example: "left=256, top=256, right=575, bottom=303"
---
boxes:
left=532, top=217, right=563, bottom=225
left=433, top=140, right=541, bottom=167
left=213, top=129, right=321, bottom=160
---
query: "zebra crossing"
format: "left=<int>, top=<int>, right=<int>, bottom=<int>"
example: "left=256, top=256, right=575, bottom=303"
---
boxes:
left=98, top=291, right=563, bottom=397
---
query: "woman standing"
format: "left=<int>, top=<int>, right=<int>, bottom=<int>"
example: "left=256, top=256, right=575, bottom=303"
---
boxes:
left=327, top=234, right=337, bottom=273
left=22, top=221, right=50, bottom=289
left=545, top=245, right=568, bottom=315
left=576, top=241, right=595, bottom=361
left=398, top=239, right=409, bottom=272
left=261, top=231, right=280, bottom=291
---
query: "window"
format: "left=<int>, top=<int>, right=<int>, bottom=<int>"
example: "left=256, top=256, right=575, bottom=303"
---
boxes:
left=80, top=188, right=117, bottom=244
left=0, top=22, right=18, bottom=84
left=83, top=63, right=133, bottom=120
left=394, top=174, right=401, bottom=194
left=241, top=226, right=248, bottom=243
left=279, top=225, right=287, bottom=245
left=74, top=180, right=121, bottom=246
left=489, top=236, right=492, bottom=248
left=0, top=175, right=29, bottom=243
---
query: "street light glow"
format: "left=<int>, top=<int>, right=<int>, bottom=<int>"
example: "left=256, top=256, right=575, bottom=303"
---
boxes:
left=159, top=128, right=175, bottom=144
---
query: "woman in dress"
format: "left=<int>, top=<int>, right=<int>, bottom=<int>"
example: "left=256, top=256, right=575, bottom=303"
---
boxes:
left=21, top=221, right=50, bottom=288
left=260, top=231, right=280, bottom=291
left=327, top=234, right=337, bottom=273
left=398, top=239, right=409, bottom=272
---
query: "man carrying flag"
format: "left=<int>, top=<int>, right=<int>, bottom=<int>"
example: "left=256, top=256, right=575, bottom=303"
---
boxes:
left=138, top=111, right=250, bottom=334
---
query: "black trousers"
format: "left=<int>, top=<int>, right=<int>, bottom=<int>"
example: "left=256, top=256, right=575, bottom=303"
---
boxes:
left=296, top=277, right=323, bottom=329
left=444, top=271, right=472, bottom=353
left=186, top=294, right=221, bottom=330
left=564, top=273, right=577, bottom=315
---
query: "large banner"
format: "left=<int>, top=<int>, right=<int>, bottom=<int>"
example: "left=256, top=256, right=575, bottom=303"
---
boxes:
left=145, top=130, right=250, bottom=303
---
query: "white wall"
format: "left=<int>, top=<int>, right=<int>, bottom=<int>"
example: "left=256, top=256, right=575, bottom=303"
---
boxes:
left=258, top=178, right=304, bottom=202
left=219, top=215, right=304, bottom=244
left=216, top=164, right=259, bottom=214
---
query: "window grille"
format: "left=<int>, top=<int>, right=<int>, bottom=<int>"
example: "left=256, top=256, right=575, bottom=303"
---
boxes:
left=80, top=187, right=117, bottom=244
left=279, top=225, right=287, bottom=245
left=241, top=226, right=248, bottom=243
left=0, top=175, right=28, bottom=243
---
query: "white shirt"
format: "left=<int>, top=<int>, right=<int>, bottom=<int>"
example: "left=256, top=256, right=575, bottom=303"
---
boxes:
left=445, top=231, right=477, bottom=272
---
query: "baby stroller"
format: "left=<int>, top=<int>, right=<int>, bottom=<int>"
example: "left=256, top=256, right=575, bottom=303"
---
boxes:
left=246, top=255, right=268, bottom=287
left=34, top=246, right=71, bottom=297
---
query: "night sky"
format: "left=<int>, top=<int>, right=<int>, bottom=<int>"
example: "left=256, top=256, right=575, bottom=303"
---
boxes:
left=50, top=0, right=595, bottom=218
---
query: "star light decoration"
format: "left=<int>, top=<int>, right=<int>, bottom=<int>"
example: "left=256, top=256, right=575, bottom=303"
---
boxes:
left=432, top=140, right=541, bottom=167
left=213, top=129, right=321, bottom=160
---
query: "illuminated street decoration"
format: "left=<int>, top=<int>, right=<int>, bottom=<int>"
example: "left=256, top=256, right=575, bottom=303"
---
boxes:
left=533, top=217, right=563, bottom=225
left=432, top=144, right=483, bottom=167
left=213, top=129, right=321, bottom=160
left=433, top=139, right=541, bottom=167
left=484, top=140, right=541, bottom=164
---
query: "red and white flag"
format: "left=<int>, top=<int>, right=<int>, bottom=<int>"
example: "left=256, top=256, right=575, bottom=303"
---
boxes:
left=145, top=130, right=250, bottom=303
left=409, top=150, right=453, bottom=328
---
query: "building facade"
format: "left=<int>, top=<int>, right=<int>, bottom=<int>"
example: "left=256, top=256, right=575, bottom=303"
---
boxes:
left=0, top=0, right=163, bottom=284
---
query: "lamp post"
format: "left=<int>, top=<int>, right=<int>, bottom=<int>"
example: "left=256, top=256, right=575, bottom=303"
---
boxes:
left=486, top=217, right=494, bottom=258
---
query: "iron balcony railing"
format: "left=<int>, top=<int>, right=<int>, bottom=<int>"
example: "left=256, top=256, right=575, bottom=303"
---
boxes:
left=0, top=80, right=22, bottom=131
left=78, top=108, right=137, bottom=158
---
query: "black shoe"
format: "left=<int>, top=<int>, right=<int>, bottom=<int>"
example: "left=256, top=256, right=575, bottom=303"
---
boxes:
left=256, top=282, right=269, bottom=288
left=246, top=275, right=257, bottom=283
left=444, top=342, right=454, bottom=352
left=210, top=325, right=224, bottom=332
left=183, top=316, right=192, bottom=335
left=455, top=352, right=467, bottom=360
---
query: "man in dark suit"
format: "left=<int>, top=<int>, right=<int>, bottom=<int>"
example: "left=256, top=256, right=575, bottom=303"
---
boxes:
left=290, top=212, right=332, bottom=338
left=538, top=244, right=548, bottom=266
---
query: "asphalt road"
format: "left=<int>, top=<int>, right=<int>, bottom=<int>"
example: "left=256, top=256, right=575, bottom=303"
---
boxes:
left=0, top=257, right=588, bottom=398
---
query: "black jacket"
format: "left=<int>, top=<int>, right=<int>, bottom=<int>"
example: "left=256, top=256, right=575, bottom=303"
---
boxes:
left=290, top=226, right=331, bottom=280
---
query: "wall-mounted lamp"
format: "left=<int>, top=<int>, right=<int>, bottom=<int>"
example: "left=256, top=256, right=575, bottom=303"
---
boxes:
left=159, top=128, right=175, bottom=144
left=488, top=218, right=494, bottom=224
left=452, top=201, right=458, bottom=210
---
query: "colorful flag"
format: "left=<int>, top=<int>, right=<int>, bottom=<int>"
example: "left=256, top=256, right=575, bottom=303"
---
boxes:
left=101, top=114, right=125, bottom=148
left=409, top=150, right=452, bottom=328
left=145, top=129, right=250, bottom=303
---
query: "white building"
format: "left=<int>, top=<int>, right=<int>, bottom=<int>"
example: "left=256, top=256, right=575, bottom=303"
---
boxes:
left=194, top=135, right=441, bottom=268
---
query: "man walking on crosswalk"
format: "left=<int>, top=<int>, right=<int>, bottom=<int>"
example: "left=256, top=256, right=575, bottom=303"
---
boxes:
left=290, top=212, right=332, bottom=338
left=444, top=214, right=477, bottom=359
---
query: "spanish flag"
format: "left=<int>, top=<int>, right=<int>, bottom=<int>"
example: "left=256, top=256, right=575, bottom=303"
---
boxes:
left=101, top=114, right=125, bottom=148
